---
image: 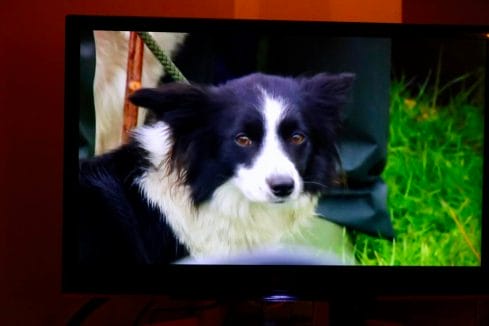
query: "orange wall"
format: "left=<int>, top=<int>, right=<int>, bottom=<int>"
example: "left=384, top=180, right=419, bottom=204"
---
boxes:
left=0, top=0, right=485, bottom=324
left=234, top=0, right=401, bottom=22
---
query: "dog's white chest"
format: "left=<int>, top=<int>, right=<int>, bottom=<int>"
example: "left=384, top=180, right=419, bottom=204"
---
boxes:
left=139, top=169, right=317, bottom=259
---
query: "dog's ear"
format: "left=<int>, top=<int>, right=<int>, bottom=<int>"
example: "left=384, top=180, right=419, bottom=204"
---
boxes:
left=298, top=73, right=354, bottom=189
left=130, top=82, right=216, bottom=139
left=130, top=82, right=208, bottom=117
left=130, top=82, right=211, bottom=133
left=300, top=73, right=355, bottom=110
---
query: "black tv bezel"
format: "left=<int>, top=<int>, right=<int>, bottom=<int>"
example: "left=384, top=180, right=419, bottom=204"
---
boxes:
left=63, top=15, right=489, bottom=299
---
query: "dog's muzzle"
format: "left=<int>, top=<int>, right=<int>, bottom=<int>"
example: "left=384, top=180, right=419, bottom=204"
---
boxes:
left=266, top=175, right=295, bottom=198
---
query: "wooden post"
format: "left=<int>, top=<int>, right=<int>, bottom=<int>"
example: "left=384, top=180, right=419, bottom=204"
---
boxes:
left=122, top=31, right=144, bottom=143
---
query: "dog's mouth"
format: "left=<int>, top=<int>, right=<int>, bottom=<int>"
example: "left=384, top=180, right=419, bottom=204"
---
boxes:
left=267, top=192, right=301, bottom=204
left=271, top=199, right=287, bottom=204
left=238, top=190, right=297, bottom=204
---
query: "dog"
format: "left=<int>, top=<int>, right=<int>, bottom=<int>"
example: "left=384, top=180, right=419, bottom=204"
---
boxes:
left=93, top=31, right=187, bottom=155
left=78, top=72, right=354, bottom=264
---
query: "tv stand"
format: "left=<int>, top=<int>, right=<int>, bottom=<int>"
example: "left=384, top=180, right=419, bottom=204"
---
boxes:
left=220, top=295, right=374, bottom=326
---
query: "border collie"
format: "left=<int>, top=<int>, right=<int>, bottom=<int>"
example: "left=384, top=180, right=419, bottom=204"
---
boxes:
left=79, top=72, right=354, bottom=264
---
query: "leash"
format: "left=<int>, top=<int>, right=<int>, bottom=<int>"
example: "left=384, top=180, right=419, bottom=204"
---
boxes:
left=122, top=31, right=144, bottom=143
left=136, top=32, right=190, bottom=84
left=121, top=31, right=189, bottom=143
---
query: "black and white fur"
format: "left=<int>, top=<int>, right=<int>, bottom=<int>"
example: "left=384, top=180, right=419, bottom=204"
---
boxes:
left=79, top=72, right=354, bottom=264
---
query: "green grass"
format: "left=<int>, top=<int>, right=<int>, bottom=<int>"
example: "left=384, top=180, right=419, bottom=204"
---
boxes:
left=353, top=78, right=484, bottom=266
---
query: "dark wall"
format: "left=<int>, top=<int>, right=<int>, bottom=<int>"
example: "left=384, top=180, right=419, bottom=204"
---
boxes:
left=403, top=0, right=489, bottom=25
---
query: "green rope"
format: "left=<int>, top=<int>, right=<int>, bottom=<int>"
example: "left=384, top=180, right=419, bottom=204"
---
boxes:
left=136, top=32, right=189, bottom=84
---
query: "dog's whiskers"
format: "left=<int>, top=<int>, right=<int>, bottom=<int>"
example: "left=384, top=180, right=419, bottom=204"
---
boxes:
left=303, top=180, right=328, bottom=189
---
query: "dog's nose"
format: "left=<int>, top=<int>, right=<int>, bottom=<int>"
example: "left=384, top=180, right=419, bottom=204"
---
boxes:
left=267, top=175, right=295, bottom=198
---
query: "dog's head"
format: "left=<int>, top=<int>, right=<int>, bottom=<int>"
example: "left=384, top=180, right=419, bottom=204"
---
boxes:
left=131, top=73, right=354, bottom=205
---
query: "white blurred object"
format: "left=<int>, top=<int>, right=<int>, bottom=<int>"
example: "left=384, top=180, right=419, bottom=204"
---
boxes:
left=93, top=31, right=187, bottom=155
left=176, top=216, right=357, bottom=265
left=175, top=244, right=355, bottom=266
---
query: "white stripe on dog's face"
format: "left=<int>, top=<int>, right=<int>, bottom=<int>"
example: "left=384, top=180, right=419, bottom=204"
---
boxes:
left=233, top=91, right=302, bottom=203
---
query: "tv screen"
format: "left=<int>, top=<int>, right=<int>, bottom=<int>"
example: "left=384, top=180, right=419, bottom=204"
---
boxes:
left=64, top=15, right=488, bottom=298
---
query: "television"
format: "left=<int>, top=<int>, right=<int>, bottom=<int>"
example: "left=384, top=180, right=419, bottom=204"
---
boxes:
left=63, top=15, right=489, bottom=300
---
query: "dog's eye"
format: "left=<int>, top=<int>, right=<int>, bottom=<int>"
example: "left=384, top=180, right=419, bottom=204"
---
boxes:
left=235, top=134, right=253, bottom=147
left=289, top=133, right=306, bottom=145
